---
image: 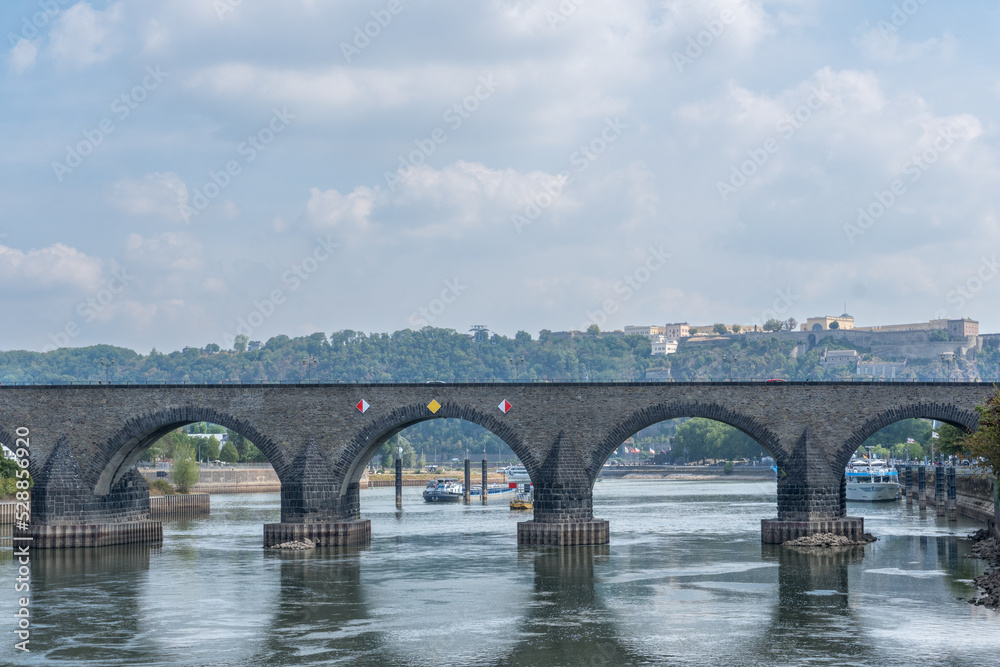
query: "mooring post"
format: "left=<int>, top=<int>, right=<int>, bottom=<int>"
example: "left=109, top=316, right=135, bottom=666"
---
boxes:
left=918, top=466, right=927, bottom=510
left=395, top=456, right=403, bottom=510
left=482, top=457, right=488, bottom=505
left=946, top=466, right=957, bottom=521
left=935, top=466, right=945, bottom=516
left=905, top=466, right=913, bottom=506
left=464, top=456, right=471, bottom=505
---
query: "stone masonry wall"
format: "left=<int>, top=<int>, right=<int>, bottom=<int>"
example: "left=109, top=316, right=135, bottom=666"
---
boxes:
left=0, top=382, right=991, bottom=530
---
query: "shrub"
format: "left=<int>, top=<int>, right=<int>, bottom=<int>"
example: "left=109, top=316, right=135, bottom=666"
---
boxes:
left=149, top=479, right=174, bottom=495
left=170, top=443, right=200, bottom=493
left=723, top=461, right=734, bottom=475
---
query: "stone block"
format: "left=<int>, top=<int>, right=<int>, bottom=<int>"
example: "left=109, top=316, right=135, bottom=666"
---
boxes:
left=263, top=520, right=371, bottom=547
left=517, top=519, right=609, bottom=546
left=761, top=517, right=864, bottom=544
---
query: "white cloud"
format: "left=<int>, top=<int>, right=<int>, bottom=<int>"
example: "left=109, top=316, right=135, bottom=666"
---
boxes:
left=108, top=172, right=188, bottom=221
left=302, top=161, right=579, bottom=239
left=854, top=24, right=953, bottom=63
left=125, top=232, right=202, bottom=272
left=7, top=39, right=39, bottom=73
left=0, top=243, right=103, bottom=292
left=48, top=1, right=124, bottom=68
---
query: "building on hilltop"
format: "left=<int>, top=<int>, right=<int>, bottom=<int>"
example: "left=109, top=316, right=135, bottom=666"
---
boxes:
left=801, top=314, right=855, bottom=331
left=852, top=317, right=978, bottom=337
left=819, top=348, right=859, bottom=368
left=857, top=359, right=907, bottom=378
left=624, top=325, right=667, bottom=338
left=665, top=322, right=690, bottom=339
left=651, top=337, right=679, bottom=355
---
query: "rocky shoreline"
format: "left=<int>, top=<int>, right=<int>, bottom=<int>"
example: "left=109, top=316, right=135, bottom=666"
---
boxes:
left=783, top=532, right=877, bottom=547
left=967, top=529, right=1000, bottom=608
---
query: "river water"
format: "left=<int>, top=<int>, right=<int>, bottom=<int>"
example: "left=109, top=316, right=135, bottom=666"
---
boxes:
left=1, top=479, right=998, bottom=666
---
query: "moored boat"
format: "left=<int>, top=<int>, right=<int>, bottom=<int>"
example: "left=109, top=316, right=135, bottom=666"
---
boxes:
left=506, top=464, right=533, bottom=510
left=845, top=458, right=899, bottom=501
left=422, top=478, right=463, bottom=503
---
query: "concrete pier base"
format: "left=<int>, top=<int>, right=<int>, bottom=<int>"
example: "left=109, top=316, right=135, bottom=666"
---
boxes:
left=263, top=520, right=371, bottom=548
left=26, top=521, right=163, bottom=549
left=517, top=520, right=610, bottom=546
left=761, top=517, right=865, bottom=545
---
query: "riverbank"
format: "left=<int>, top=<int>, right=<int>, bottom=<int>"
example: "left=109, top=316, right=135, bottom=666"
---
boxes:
left=600, top=465, right=776, bottom=481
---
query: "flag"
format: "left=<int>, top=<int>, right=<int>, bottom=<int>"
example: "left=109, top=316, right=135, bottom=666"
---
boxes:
left=906, top=438, right=915, bottom=443
left=650, top=448, right=655, bottom=454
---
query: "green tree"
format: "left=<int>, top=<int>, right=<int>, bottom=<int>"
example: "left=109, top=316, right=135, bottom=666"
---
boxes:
left=240, top=441, right=268, bottom=463
left=233, top=334, right=248, bottom=353
left=713, top=324, right=728, bottom=335
left=966, top=389, right=1000, bottom=476
left=829, top=321, right=840, bottom=329
left=170, top=443, right=199, bottom=493
left=936, top=423, right=969, bottom=457
left=763, top=319, right=783, bottom=332
left=784, top=317, right=797, bottom=331
left=731, top=324, right=741, bottom=334
left=587, top=324, right=600, bottom=335
left=219, top=441, right=239, bottom=463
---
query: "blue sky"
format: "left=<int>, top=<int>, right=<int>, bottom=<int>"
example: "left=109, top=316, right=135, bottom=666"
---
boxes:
left=2, top=0, right=999, bottom=352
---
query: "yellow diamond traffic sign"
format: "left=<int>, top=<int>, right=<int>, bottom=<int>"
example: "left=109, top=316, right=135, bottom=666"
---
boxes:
left=427, top=400, right=441, bottom=414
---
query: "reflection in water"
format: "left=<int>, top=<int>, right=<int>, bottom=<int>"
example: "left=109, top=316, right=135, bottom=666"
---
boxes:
left=753, top=544, right=875, bottom=664
left=253, top=547, right=383, bottom=665
left=0, top=485, right=994, bottom=666
left=31, top=544, right=155, bottom=664
left=500, top=546, right=649, bottom=666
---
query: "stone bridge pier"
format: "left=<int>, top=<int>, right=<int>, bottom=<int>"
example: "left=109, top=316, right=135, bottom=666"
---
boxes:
left=1, top=382, right=989, bottom=549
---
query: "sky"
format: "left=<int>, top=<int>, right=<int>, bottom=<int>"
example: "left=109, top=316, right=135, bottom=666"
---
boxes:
left=2, top=0, right=1000, bottom=353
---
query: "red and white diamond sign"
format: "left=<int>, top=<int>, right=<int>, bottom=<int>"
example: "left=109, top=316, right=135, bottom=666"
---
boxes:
left=498, top=399, right=512, bottom=414
left=356, top=399, right=369, bottom=413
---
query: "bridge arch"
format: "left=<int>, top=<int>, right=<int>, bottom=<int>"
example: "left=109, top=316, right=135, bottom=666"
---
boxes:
left=835, top=402, right=979, bottom=472
left=335, top=401, right=535, bottom=498
left=587, top=401, right=782, bottom=483
left=94, top=407, right=286, bottom=496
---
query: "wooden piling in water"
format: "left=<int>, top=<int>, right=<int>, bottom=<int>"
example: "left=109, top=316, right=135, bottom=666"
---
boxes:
left=481, top=458, right=488, bottom=505
left=464, top=457, right=471, bottom=505
left=395, top=458, right=402, bottom=509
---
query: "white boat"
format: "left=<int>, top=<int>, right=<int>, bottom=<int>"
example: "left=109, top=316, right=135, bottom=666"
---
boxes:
left=845, top=458, right=899, bottom=502
left=422, top=478, right=464, bottom=503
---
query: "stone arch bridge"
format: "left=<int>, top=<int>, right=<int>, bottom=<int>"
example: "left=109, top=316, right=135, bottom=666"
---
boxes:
left=1, top=382, right=990, bottom=548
